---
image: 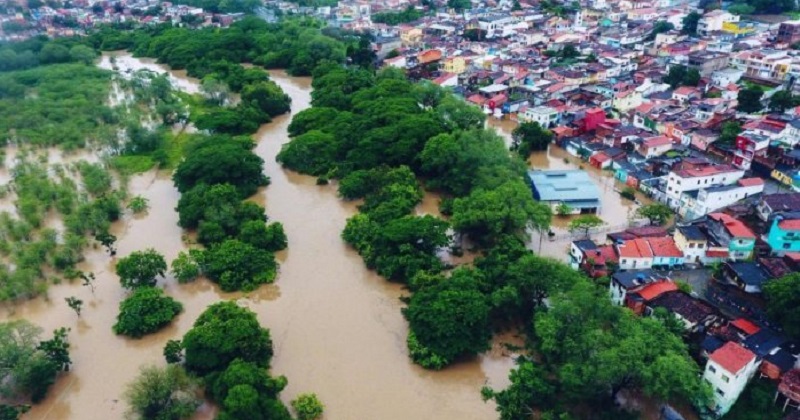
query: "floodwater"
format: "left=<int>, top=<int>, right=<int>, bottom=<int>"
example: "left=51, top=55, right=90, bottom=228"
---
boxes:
left=11, top=54, right=516, bottom=420
left=488, top=118, right=653, bottom=260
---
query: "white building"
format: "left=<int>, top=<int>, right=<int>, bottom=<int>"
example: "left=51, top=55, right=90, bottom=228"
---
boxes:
left=678, top=178, right=764, bottom=220
left=698, top=10, right=739, bottom=36
left=520, top=106, right=560, bottom=128
left=665, top=163, right=745, bottom=209
left=703, top=342, right=760, bottom=417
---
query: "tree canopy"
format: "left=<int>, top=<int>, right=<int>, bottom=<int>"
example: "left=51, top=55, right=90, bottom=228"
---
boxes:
left=0, top=321, right=71, bottom=404
left=113, top=287, right=183, bottom=338
left=511, top=121, right=554, bottom=156
left=737, top=87, right=764, bottom=114
left=763, top=273, right=800, bottom=339
left=116, top=249, right=168, bottom=290
left=636, top=203, right=672, bottom=226
left=124, top=365, right=201, bottom=420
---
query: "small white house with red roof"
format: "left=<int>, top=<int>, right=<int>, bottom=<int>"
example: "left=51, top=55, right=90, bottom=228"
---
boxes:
left=702, top=341, right=760, bottom=417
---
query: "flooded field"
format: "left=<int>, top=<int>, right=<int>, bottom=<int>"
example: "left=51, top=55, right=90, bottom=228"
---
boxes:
left=10, top=54, right=516, bottom=420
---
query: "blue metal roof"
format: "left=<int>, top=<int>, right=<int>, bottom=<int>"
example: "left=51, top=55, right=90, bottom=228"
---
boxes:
left=527, top=170, right=601, bottom=204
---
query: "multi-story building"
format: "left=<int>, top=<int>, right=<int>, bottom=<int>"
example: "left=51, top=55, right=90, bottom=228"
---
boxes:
left=674, top=225, right=707, bottom=263
left=520, top=105, right=560, bottom=128
left=678, top=178, right=764, bottom=221
left=706, top=213, right=757, bottom=260
left=730, top=50, right=793, bottom=82
left=703, top=342, right=760, bottom=417
left=732, top=131, right=771, bottom=170
left=665, top=161, right=745, bottom=209
left=777, top=20, right=800, bottom=45
left=687, top=51, right=731, bottom=76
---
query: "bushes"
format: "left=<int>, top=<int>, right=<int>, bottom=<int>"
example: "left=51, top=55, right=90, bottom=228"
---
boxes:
left=0, top=321, right=71, bottom=404
left=124, top=365, right=201, bottom=420
left=200, top=239, right=278, bottom=292
left=113, top=287, right=183, bottom=338
left=116, top=249, right=167, bottom=290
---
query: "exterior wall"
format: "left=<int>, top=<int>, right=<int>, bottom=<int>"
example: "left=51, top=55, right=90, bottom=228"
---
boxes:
left=665, top=169, right=745, bottom=207
left=618, top=256, right=652, bottom=270
left=609, top=280, right=627, bottom=306
left=675, top=230, right=706, bottom=263
left=652, top=255, right=684, bottom=267
left=681, top=184, right=764, bottom=220
left=703, top=358, right=760, bottom=417
left=767, top=219, right=800, bottom=255
left=728, top=238, right=755, bottom=261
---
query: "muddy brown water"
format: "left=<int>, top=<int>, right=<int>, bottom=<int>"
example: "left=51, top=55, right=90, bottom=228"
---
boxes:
left=9, top=55, right=519, bottom=420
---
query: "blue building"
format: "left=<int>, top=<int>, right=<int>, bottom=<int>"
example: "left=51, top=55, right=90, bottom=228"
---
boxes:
left=527, top=170, right=601, bottom=214
left=766, top=213, right=800, bottom=255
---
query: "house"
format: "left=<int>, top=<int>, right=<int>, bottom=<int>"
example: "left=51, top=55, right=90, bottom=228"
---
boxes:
left=703, top=342, right=760, bottom=417
left=616, top=238, right=654, bottom=270
left=638, top=136, right=673, bottom=158
left=648, top=237, right=685, bottom=269
left=721, top=261, right=773, bottom=293
left=527, top=170, right=601, bottom=214
left=674, top=225, right=707, bottom=263
left=665, top=161, right=744, bottom=209
left=625, top=280, right=679, bottom=315
left=757, top=193, right=800, bottom=221
left=569, top=239, right=597, bottom=269
left=678, top=178, right=764, bottom=221
left=706, top=213, right=757, bottom=261
left=777, top=20, right=800, bottom=45
left=698, top=10, right=739, bottom=36
left=520, top=106, right=560, bottom=128
left=609, top=270, right=671, bottom=307
left=648, top=290, right=720, bottom=331
left=766, top=213, right=800, bottom=255
left=672, top=86, right=700, bottom=103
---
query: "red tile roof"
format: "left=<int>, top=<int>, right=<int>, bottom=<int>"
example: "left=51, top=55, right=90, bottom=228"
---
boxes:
left=779, top=219, right=800, bottom=230
left=731, top=318, right=761, bottom=336
left=709, top=213, right=756, bottom=239
left=646, top=237, right=683, bottom=258
left=706, top=250, right=729, bottom=258
left=738, top=178, right=764, bottom=187
left=710, top=342, right=756, bottom=375
left=642, top=136, right=673, bottom=148
left=617, top=238, right=654, bottom=258
left=637, top=281, right=678, bottom=301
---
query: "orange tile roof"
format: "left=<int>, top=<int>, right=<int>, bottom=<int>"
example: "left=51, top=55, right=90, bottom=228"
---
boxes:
left=731, top=318, right=761, bottom=336
left=646, top=237, right=683, bottom=258
left=710, top=342, right=756, bottom=375
left=709, top=213, right=756, bottom=239
left=617, top=238, right=654, bottom=258
left=642, top=136, right=673, bottom=148
left=637, top=281, right=678, bottom=301
left=706, top=250, right=729, bottom=258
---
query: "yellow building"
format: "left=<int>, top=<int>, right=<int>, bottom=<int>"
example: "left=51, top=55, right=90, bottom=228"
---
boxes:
left=400, top=27, right=423, bottom=47
left=442, top=57, right=466, bottom=74
left=722, top=21, right=755, bottom=37
left=612, top=90, right=642, bottom=112
left=772, top=168, right=794, bottom=186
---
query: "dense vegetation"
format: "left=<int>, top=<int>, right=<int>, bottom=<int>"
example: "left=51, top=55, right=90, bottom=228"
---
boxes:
left=278, top=53, right=707, bottom=417
left=160, top=302, right=294, bottom=420
left=371, top=6, right=425, bottom=24
left=0, top=321, right=71, bottom=407
left=124, top=365, right=201, bottom=420
left=763, top=272, right=800, bottom=339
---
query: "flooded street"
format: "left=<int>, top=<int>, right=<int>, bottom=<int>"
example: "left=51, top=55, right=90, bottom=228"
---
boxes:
left=10, top=55, right=513, bottom=420
left=488, top=119, right=652, bottom=260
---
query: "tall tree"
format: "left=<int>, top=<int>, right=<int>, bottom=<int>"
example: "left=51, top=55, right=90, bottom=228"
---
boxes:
left=511, top=121, right=554, bottom=156
left=763, top=273, right=800, bottom=339
left=116, top=249, right=168, bottom=290
left=737, top=87, right=764, bottom=114
left=568, top=214, right=604, bottom=238
left=681, top=12, right=702, bottom=36
left=636, top=203, right=672, bottom=225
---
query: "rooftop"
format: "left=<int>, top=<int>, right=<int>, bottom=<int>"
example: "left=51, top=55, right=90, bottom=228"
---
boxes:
left=527, top=170, right=601, bottom=206
left=709, top=213, right=756, bottom=239
left=710, top=342, right=756, bottom=375
left=635, top=281, right=678, bottom=301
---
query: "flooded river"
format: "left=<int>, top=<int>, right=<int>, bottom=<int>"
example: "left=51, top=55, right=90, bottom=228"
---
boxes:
left=11, top=53, right=516, bottom=420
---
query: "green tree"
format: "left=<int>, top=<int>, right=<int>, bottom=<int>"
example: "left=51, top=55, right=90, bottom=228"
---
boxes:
left=200, top=239, right=277, bottom=292
left=182, top=301, right=273, bottom=376
left=170, top=251, right=201, bottom=283
left=763, top=273, right=800, bottom=339
left=511, top=121, right=554, bottom=156
left=65, top=296, right=83, bottom=317
left=482, top=359, right=556, bottom=419
left=68, top=45, right=97, bottom=65
left=238, top=221, right=288, bottom=252
left=241, top=80, right=291, bottom=117
left=116, top=249, right=168, bottom=290
left=648, top=21, right=675, bottom=40
left=291, top=393, right=324, bottom=420
left=769, top=90, right=797, bottom=113
left=728, top=3, right=755, bottom=15
left=636, top=203, right=672, bottom=225
left=404, top=268, right=492, bottom=369
left=568, top=214, right=604, bottom=238
left=447, top=0, right=471, bottom=10
left=113, top=287, right=183, bottom=338
left=435, top=96, right=486, bottom=131
left=173, top=137, right=268, bottom=198
left=737, top=87, right=764, bottom=114
left=452, top=180, right=552, bottom=244
left=124, top=365, right=201, bottom=420
left=555, top=202, right=572, bottom=216
left=0, top=321, right=71, bottom=403
left=681, top=11, right=702, bottom=36
left=719, top=121, right=742, bottom=144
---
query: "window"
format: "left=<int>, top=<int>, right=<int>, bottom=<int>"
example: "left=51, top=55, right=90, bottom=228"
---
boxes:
left=784, top=243, right=791, bottom=249
left=722, top=374, right=730, bottom=383
left=716, top=388, right=725, bottom=397
left=689, top=243, right=696, bottom=248
left=698, top=243, right=704, bottom=249
left=621, top=259, right=627, bottom=264
left=709, top=365, right=717, bottom=373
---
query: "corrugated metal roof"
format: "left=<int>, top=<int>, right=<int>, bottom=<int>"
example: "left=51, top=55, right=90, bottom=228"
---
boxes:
left=527, top=170, right=601, bottom=203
